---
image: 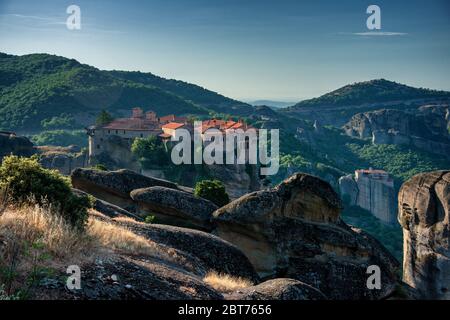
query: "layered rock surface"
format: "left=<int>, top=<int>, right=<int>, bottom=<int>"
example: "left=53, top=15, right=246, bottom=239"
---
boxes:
left=398, top=170, right=450, bottom=299
left=71, top=168, right=191, bottom=211
left=213, top=173, right=400, bottom=300
left=228, top=278, right=326, bottom=300
left=130, top=186, right=218, bottom=231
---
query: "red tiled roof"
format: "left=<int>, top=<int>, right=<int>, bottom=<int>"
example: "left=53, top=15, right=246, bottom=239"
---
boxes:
left=162, top=122, right=185, bottom=130
left=356, top=169, right=388, bottom=174
left=102, top=118, right=160, bottom=131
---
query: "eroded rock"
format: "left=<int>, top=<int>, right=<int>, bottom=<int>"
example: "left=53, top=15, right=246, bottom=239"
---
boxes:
left=398, top=170, right=450, bottom=299
left=213, top=173, right=400, bottom=300
left=71, top=168, right=185, bottom=211
left=130, top=186, right=218, bottom=231
left=227, top=278, right=326, bottom=300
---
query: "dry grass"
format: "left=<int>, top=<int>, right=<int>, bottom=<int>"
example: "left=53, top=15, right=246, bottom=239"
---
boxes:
left=0, top=204, right=97, bottom=263
left=87, top=218, right=159, bottom=257
left=203, top=271, right=253, bottom=293
left=112, top=215, right=146, bottom=225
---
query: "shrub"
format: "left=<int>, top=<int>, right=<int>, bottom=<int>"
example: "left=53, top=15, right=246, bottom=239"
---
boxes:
left=92, top=164, right=108, bottom=171
left=0, top=155, right=91, bottom=229
left=144, top=215, right=155, bottom=224
left=194, top=179, right=230, bottom=207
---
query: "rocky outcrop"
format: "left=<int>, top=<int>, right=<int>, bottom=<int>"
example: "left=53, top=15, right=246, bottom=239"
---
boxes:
left=228, top=278, right=326, bottom=300
left=398, top=170, right=450, bottom=299
left=70, top=168, right=189, bottom=211
left=37, top=146, right=89, bottom=175
left=130, top=186, right=218, bottom=231
left=338, top=174, right=358, bottom=206
left=343, top=107, right=450, bottom=158
left=55, top=257, right=223, bottom=300
left=72, top=188, right=143, bottom=221
left=0, top=131, right=35, bottom=159
left=213, top=173, right=400, bottom=300
left=113, top=218, right=259, bottom=283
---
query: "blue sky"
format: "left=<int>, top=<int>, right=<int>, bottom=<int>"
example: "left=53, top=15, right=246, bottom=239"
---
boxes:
left=0, top=0, right=449, bottom=101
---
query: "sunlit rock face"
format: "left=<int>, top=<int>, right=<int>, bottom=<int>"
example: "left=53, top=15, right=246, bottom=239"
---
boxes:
left=213, top=173, right=400, bottom=300
left=399, top=170, right=450, bottom=299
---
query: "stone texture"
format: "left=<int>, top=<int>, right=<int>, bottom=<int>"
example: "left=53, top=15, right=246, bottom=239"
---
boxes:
left=112, top=217, right=259, bottom=283
left=130, top=186, right=218, bottom=231
left=338, top=174, right=358, bottom=206
left=398, top=170, right=450, bottom=299
left=228, top=278, right=326, bottom=300
left=213, top=173, right=400, bottom=300
left=72, top=188, right=143, bottom=221
left=71, top=168, right=185, bottom=211
left=38, top=146, right=89, bottom=175
left=343, top=107, right=450, bottom=158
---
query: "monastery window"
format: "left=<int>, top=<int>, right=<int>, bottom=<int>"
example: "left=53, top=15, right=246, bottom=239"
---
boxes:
left=123, top=130, right=126, bottom=134
left=115, top=130, right=118, bottom=134
left=140, top=134, right=143, bottom=138
left=97, top=144, right=100, bottom=149
left=108, top=130, right=110, bottom=134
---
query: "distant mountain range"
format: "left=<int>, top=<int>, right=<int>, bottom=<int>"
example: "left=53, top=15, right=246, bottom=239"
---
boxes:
left=1, top=52, right=450, bottom=132
left=282, top=79, right=450, bottom=126
left=0, top=53, right=252, bottom=131
left=286, top=79, right=450, bottom=110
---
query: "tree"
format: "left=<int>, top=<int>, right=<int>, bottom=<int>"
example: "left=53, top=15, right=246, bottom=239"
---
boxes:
left=131, top=135, right=169, bottom=168
left=96, top=110, right=114, bottom=126
left=194, top=179, right=230, bottom=207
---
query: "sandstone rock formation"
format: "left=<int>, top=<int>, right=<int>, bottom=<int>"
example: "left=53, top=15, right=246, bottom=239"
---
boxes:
left=71, top=168, right=189, bottom=211
left=343, top=107, right=450, bottom=158
left=213, top=173, right=400, bottom=300
left=398, top=170, right=450, bottom=299
left=0, top=131, right=35, bottom=160
left=228, top=278, right=326, bottom=300
left=113, top=217, right=259, bottom=282
left=130, top=186, right=218, bottom=231
left=72, top=188, right=143, bottom=221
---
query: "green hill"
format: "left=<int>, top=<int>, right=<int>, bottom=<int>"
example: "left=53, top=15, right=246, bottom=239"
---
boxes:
left=0, top=53, right=251, bottom=131
left=287, top=79, right=450, bottom=110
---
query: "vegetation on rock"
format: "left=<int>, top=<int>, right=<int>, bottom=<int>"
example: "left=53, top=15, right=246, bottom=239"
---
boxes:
left=194, top=179, right=230, bottom=207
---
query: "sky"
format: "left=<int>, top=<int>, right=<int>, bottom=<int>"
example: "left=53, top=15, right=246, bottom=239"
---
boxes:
left=0, top=0, right=449, bottom=102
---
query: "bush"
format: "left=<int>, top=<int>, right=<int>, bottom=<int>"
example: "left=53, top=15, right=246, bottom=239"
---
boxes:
left=194, top=179, right=230, bottom=207
left=92, top=164, right=108, bottom=171
left=0, top=155, right=91, bottom=229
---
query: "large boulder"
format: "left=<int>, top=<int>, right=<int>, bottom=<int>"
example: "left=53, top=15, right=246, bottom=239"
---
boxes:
left=113, top=218, right=259, bottom=283
left=228, top=278, right=326, bottom=300
left=72, top=188, right=143, bottom=221
left=213, top=173, right=400, bottom=300
left=70, top=168, right=186, bottom=211
left=130, top=186, right=218, bottom=231
left=398, top=170, right=450, bottom=299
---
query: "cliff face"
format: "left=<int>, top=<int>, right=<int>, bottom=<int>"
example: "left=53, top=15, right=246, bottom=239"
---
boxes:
left=343, top=106, right=450, bottom=158
left=338, top=172, right=397, bottom=225
left=398, top=170, right=450, bottom=299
